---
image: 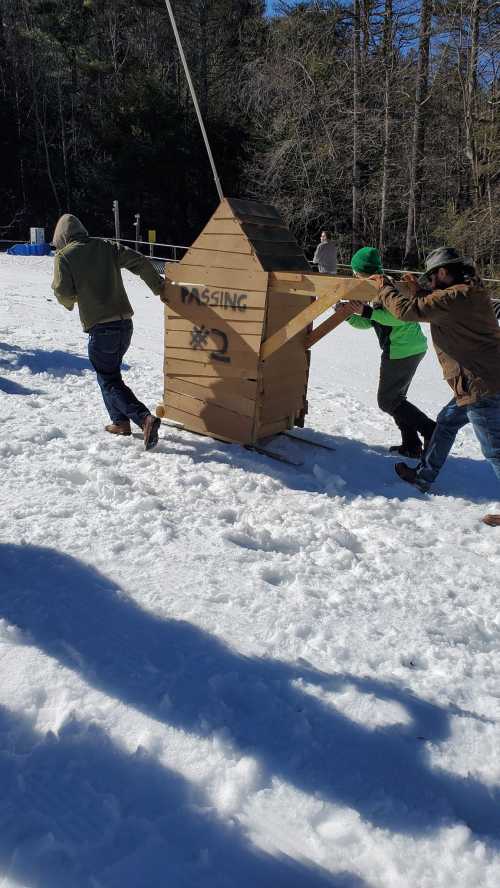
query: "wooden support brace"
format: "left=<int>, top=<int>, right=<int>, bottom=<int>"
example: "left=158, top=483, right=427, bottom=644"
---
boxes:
left=304, top=310, right=348, bottom=349
left=260, top=277, right=379, bottom=361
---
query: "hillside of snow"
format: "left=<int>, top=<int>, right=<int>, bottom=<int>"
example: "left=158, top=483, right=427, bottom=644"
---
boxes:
left=1, top=253, right=500, bottom=888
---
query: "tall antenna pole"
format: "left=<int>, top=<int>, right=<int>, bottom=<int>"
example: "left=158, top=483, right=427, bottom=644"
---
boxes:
left=163, top=0, right=224, bottom=202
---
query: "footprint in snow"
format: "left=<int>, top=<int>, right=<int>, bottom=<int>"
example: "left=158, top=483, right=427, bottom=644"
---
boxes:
left=217, top=508, right=239, bottom=525
left=259, top=567, right=287, bottom=587
left=55, top=468, right=88, bottom=486
left=223, top=529, right=300, bottom=555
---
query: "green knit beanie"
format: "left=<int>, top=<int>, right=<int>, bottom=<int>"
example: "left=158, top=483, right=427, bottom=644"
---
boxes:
left=351, top=246, right=383, bottom=275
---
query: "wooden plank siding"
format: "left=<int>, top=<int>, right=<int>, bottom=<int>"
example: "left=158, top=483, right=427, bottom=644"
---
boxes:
left=165, top=282, right=268, bottom=312
left=166, top=329, right=261, bottom=354
left=158, top=197, right=318, bottom=445
left=167, top=375, right=258, bottom=402
left=165, top=358, right=259, bottom=380
left=164, top=404, right=254, bottom=445
left=165, top=263, right=268, bottom=293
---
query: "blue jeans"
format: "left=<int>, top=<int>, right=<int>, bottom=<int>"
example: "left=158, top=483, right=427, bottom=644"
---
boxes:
left=87, top=319, right=149, bottom=427
left=416, top=394, right=500, bottom=486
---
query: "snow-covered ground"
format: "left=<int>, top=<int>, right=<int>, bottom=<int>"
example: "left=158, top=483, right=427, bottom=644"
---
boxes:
left=1, top=253, right=500, bottom=888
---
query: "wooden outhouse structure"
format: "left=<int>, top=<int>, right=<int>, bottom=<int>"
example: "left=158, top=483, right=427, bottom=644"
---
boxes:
left=156, top=197, right=378, bottom=446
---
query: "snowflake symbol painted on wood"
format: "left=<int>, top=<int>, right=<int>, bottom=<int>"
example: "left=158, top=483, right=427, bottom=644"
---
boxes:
left=190, top=325, right=210, bottom=349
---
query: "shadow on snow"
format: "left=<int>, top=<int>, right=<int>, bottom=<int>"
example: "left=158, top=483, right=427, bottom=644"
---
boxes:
left=1, top=543, right=499, bottom=858
left=0, top=341, right=91, bottom=377
left=0, top=376, right=44, bottom=396
left=155, top=425, right=496, bottom=505
left=0, top=705, right=353, bottom=888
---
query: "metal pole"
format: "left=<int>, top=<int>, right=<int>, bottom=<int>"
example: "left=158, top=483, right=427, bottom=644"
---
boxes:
left=163, top=0, right=224, bottom=202
left=112, top=199, right=120, bottom=240
left=134, top=213, right=140, bottom=252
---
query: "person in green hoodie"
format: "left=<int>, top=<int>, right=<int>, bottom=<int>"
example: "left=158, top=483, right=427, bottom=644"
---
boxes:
left=51, top=213, right=165, bottom=450
left=339, top=246, right=435, bottom=457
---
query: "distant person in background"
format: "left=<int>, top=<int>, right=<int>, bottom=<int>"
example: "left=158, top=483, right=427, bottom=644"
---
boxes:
left=338, top=246, right=435, bottom=457
left=52, top=213, right=165, bottom=450
left=312, top=230, right=337, bottom=275
left=370, top=246, right=500, bottom=527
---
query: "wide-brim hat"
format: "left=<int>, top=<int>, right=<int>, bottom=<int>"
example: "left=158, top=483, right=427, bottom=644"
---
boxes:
left=419, top=247, right=475, bottom=285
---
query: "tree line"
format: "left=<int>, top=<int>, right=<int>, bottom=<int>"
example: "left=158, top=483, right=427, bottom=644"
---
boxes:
left=0, top=0, right=498, bottom=276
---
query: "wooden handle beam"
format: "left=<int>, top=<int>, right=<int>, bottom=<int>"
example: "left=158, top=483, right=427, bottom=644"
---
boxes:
left=260, top=277, right=379, bottom=361
left=304, top=311, right=348, bottom=349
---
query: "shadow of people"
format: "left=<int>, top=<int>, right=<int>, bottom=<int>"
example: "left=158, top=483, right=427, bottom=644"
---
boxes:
left=1, top=543, right=499, bottom=846
left=0, top=341, right=92, bottom=377
left=156, top=425, right=497, bottom=505
left=0, top=705, right=355, bottom=888
left=0, top=376, right=44, bottom=396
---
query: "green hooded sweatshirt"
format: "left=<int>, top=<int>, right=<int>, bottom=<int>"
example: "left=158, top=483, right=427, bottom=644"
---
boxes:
left=52, top=214, right=163, bottom=332
left=347, top=304, right=428, bottom=359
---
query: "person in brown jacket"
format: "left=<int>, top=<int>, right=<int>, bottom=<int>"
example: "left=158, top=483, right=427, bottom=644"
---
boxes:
left=368, top=247, right=500, bottom=527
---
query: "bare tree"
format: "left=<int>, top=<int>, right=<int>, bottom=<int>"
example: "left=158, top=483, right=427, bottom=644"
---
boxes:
left=404, top=0, right=433, bottom=267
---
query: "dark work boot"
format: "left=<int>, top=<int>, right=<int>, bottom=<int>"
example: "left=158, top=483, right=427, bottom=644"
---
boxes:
left=142, top=414, right=161, bottom=450
left=389, top=424, right=422, bottom=459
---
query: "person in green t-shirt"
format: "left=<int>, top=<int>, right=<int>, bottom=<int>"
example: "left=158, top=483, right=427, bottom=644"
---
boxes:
left=337, top=246, right=435, bottom=457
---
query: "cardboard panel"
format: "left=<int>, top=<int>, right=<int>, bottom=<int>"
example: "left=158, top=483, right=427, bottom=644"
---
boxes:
left=165, top=262, right=268, bottom=292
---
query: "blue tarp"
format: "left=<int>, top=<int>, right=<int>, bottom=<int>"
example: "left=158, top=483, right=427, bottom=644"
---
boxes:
left=7, top=243, right=52, bottom=256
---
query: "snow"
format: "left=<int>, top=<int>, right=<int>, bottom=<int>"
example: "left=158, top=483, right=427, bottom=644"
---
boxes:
left=1, top=253, right=500, bottom=888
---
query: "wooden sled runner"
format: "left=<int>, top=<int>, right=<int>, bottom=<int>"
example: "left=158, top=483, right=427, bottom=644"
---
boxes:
left=156, top=197, right=385, bottom=449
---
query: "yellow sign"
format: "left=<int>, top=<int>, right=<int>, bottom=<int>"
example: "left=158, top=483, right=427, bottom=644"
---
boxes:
left=148, top=229, right=156, bottom=243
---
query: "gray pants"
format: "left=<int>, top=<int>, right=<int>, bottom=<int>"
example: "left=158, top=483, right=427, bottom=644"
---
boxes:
left=377, top=353, right=424, bottom=415
left=377, top=353, right=435, bottom=444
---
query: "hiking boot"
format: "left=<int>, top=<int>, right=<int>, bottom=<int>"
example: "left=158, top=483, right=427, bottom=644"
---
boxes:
left=105, top=421, right=131, bottom=436
left=389, top=442, right=423, bottom=458
left=395, top=462, right=430, bottom=492
left=391, top=422, right=422, bottom=459
left=142, top=414, right=161, bottom=450
left=482, top=514, right=500, bottom=527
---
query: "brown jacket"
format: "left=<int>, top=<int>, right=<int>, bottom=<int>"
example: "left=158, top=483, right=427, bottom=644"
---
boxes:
left=378, top=278, right=500, bottom=406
